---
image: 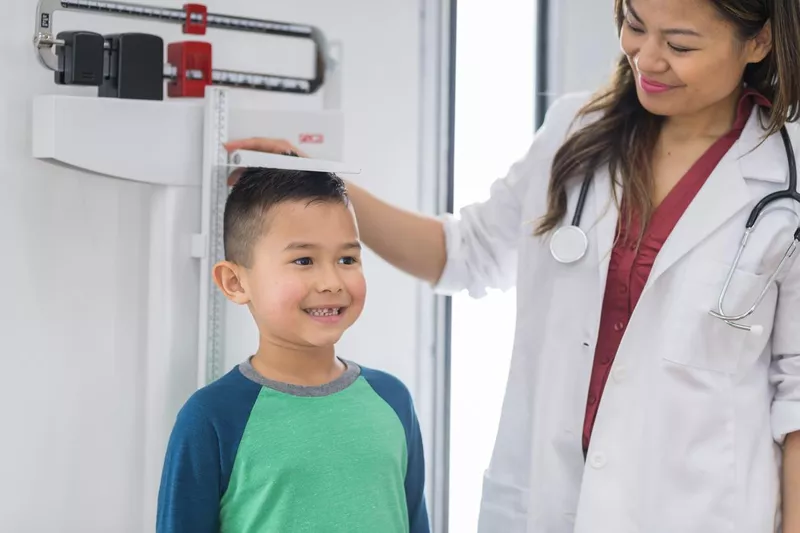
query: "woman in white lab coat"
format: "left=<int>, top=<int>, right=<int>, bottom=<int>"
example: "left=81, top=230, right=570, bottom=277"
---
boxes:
left=227, top=0, right=800, bottom=531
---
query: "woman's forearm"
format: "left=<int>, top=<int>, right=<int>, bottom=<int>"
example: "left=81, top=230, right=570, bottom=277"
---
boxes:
left=345, top=180, right=447, bottom=285
left=784, top=431, right=800, bottom=533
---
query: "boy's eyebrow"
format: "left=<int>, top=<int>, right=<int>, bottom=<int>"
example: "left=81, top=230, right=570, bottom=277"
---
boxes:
left=284, top=241, right=362, bottom=251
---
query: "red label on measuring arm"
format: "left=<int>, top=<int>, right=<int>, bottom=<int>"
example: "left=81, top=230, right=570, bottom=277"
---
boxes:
left=299, top=134, right=324, bottom=144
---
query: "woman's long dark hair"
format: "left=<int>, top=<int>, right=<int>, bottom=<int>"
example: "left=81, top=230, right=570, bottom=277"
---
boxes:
left=534, top=0, right=800, bottom=236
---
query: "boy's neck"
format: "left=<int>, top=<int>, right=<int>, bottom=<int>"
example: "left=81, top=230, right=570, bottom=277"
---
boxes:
left=251, top=340, right=345, bottom=387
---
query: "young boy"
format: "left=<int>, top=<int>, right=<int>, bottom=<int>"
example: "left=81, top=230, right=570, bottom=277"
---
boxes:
left=156, top=165, right=430, bottom=533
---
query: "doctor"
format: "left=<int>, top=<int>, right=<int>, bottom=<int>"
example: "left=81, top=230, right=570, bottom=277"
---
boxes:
left=226, top=0, right=800, bottom=531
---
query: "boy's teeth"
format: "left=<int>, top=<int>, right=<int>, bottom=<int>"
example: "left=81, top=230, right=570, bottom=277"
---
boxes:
left=307, top=308, right=340, bottom=317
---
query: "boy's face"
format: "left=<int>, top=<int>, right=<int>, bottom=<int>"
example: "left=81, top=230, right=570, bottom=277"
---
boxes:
left=216, top=199, right=366, bottom=349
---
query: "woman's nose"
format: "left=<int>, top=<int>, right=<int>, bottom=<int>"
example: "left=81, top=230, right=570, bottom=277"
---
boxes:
left=632, top=41, right=667, bottom=75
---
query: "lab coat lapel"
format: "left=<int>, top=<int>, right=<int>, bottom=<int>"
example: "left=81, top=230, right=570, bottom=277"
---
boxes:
left=644, top=151, right=749, bottom=289
left=644, top=109, right=787, bottom=290
left=591, top=164, right=620, bottom=292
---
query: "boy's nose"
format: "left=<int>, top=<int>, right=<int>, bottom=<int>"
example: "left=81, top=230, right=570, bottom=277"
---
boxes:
left=316, top=267, right=344, bottom=293
left=318, top=284, right=344, bottom=293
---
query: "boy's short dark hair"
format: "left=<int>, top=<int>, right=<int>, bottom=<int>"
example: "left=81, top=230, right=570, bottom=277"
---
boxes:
left=224, top=166, right=348, bottom=266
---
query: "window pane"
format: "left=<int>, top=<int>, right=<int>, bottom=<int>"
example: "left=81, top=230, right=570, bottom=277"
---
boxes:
left=449, top=1, right=536, bottom=531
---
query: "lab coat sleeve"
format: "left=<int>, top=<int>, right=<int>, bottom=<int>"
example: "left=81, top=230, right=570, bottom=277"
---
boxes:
left=771, top=253, right=800, bottom=444
left=433, top=92, right=591, bottom=298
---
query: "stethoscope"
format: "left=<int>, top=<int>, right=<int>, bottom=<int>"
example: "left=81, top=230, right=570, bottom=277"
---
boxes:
left=549, top=126, right=800, bottom=334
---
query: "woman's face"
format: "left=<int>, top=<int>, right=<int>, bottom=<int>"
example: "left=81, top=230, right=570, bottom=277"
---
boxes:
left=619, top=0, right=771, bottom=118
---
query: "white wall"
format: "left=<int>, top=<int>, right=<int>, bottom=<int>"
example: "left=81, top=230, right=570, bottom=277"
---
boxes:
left=549, top=0, right=620, bottom=99
left=0, top=2, right=427, bottom=531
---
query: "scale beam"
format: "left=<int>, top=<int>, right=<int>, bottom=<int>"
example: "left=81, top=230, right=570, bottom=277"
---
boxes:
left=33, top=0, right=331, bottom=94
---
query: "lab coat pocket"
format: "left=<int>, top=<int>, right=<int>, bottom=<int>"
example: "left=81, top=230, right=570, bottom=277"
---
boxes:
left=662, top=260, right=776, bottom=375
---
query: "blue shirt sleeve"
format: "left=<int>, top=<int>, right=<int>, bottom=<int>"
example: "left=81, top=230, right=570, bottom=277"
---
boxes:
left=156, top=368, right=262, bottom=533
left=361, top=368, right=431, bottom=533
left=156, top=396, right=221, bottom=533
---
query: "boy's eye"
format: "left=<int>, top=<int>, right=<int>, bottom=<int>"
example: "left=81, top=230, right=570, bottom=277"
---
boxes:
left=339, top=256, right=358, bottom=265
left=293, top=257, right=313, bottom=266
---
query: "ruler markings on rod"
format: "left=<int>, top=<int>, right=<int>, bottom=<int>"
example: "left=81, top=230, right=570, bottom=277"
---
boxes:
left=197, top=87, right=230, bottom=386
left=207, top=87, right=228, bottom=384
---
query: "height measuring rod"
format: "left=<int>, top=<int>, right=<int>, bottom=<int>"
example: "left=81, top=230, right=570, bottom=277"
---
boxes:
left=194, top=86, right=230, bottom=386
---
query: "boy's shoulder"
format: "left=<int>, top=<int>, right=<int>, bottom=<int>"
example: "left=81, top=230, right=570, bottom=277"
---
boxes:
left=173, top=366, right=261, bottom=431
left=357, top=363, right=413, bottom=398
left=353, top=362, right=419, bottom=423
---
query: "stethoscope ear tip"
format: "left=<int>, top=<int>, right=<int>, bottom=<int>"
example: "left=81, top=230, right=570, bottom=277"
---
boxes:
left=710, top=309, right=764, bottom=336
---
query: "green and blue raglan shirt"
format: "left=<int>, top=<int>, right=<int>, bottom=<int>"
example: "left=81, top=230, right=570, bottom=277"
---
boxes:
left=156, top=359, right=429, bottom=533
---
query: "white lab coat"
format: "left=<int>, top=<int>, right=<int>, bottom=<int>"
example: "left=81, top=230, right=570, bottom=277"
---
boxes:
left=434, top=92, right=800, bottom=533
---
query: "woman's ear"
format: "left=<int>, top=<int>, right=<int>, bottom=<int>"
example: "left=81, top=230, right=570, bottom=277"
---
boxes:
left=212, top=261, right=250, bottom=305
left=747, top=21, right=773, bottom=64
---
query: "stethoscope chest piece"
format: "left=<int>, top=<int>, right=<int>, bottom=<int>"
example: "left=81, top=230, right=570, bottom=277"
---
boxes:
left=550, top=225, right=589, bottom=264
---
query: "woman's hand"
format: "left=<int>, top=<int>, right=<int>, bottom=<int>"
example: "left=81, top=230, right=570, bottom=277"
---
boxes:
left=223, top=138, right=310, bottom=186
left=224, top=138, right=309, bottom=158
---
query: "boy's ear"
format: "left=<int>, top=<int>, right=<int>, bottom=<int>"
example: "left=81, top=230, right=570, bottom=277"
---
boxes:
left=212, top=261, right=250, bottom=305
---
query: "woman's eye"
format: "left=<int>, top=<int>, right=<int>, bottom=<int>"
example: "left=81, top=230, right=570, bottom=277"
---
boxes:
left=668, top=43, right=693, bottom=53
left=293, top=257, right=313, bottom=266
left=339, top=256, right=358, bottom=265
left=625, top=20, right=644, bottom=33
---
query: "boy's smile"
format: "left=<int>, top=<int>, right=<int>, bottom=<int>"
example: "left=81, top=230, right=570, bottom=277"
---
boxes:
left=303, top=305, right=348, bottom=323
